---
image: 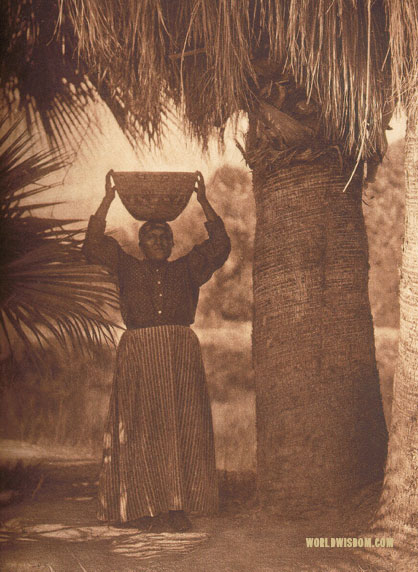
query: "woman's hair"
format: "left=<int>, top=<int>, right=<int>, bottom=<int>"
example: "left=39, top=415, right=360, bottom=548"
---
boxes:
left=138, top=221, right=173, bottom=243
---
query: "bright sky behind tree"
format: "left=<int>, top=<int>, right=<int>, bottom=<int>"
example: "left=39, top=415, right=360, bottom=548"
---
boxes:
left=40, top=103, right=406, bottom=232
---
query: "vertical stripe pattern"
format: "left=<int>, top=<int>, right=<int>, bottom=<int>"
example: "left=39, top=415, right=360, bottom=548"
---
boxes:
left=97, top=325, right=218, bottom=522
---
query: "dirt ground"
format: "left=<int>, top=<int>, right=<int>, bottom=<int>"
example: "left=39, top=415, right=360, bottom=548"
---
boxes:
left=0, top=330, right=409, bottom=571
left=0, top=455, right=410, bottom=572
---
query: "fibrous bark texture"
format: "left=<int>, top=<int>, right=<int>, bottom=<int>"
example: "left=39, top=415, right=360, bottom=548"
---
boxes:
left=252, top=160, right=388, bottom=512
left=374, top=118, right=418, bottom=546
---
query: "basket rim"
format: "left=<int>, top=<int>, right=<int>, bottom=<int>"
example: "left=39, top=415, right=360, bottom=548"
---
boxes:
left=113, top=172, right=196, bottom=221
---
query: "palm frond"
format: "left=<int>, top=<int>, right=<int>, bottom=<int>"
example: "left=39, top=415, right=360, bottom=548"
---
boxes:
left=386, top=0, right=418, bottom=116
left=0, top=0, right=90, bottom=146
left=3, top=2, right=414, bottom=159
left=0, top=0, right=154, bottom=149
left=60, top=0, right=395, bottom=159
left=0, top=117, right=119, bottom=367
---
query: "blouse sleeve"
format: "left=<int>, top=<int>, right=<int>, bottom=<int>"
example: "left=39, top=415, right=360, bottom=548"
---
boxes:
left=82, top=215, right=120, bottom=274
left=185, top=216, right=231, bottom=287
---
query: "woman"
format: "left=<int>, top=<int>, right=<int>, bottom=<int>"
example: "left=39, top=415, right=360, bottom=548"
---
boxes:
left=83, top=170, right=230, bottom=532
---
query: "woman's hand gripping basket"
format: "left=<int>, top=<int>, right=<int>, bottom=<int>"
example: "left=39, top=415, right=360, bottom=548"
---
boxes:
left=112, top=171, right=197, bottom=221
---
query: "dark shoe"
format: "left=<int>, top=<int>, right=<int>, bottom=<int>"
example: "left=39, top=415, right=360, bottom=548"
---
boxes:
left=135, top=516, right=154, bottom=530
left=114, top=520, right=138, bottom=529
left=168, top=510, right=192, bottom=532
left=115, top=515, right=160, bottom=531
left=147, top=513, right=171, bottom=533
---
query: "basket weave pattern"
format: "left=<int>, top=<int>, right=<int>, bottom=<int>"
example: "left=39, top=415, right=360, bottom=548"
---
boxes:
left=113, top=171, right=196, bottom=221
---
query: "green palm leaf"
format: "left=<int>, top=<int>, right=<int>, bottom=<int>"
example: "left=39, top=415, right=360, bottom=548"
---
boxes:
left=0, top=117, right=120, bottom=367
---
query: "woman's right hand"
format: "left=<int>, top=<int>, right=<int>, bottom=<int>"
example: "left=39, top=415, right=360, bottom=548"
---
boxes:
left=105, top=170, right=116, bottom=201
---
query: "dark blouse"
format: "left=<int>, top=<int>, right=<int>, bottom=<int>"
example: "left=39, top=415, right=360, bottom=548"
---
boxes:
left=83, top=215, right=231, bottom=329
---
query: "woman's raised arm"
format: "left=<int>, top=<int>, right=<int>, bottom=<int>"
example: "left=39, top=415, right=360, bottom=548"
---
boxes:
left=82, top=170, right=120, bottom=273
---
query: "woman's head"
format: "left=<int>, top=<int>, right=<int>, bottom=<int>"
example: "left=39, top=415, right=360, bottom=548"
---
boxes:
left=138, top=221, right=174, bottom=261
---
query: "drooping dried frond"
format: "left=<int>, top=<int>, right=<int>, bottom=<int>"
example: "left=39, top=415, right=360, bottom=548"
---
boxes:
left=61, top=0, right=392, bottom=159
left=0, top=117, right=119, bottom=367
left=0, top=0, right=153, bottom=148
left=0, top=0, right=90, bottom=146
left=386, top=0, right=418, bottom=116
left=282, top=0, right=391, bottom=158
left=5, top=1, right=413, bottom=160
left=61, top=0, right=256, bottom=146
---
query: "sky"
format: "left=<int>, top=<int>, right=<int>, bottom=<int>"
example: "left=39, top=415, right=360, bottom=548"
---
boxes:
left=45, top=102, right=248, bottom=229
left=42, top=102, right=406, bottom=232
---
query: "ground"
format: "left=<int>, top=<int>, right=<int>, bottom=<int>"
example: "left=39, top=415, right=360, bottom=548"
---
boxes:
left=0, top=445, right=409, bottom=572
left=0, top=328, right=410, bottom=571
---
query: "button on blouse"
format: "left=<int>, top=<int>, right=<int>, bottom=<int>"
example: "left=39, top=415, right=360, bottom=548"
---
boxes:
left=83, top=215, right=231, bottom=329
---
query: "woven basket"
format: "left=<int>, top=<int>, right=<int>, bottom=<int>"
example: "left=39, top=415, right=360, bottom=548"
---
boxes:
left=112, top=171, right=197, bottom=221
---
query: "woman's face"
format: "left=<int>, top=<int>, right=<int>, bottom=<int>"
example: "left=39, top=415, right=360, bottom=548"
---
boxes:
left=140, top=227, right=173, bottom=261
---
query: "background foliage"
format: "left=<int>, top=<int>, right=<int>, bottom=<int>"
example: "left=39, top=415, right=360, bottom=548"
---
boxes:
left=0, top=141, right=404, bottom=470
left=364, top=139, right=405, bottom=328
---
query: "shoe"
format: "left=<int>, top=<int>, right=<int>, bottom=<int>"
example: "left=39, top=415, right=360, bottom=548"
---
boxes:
left=168, top=510, right=192, bottom=532
left=146, top=513, right=171, bottom=533
left=114, top=520, right=137, bottom=529
left=135, top=516, right=154, bottom=530
left=115, top=515, right=161, bottom=531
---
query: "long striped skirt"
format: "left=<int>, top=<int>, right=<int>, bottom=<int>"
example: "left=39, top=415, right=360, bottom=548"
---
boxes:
left=97, top=325, right=218, bottom=523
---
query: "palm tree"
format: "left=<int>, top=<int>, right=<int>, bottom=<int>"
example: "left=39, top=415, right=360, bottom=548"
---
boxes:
left=2, top=0, right=414, bottom=512
left=0, top=117, right=118, bottom=367
left=373, top=1, right=418, bottom=548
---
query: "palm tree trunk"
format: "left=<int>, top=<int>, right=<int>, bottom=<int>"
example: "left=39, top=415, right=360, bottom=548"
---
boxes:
left=252, top=158, right=388, bottom=512
left=374, top=116, right=418, bottom=545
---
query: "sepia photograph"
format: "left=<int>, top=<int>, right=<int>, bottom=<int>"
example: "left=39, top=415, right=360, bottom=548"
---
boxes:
left=0, top=1, right=417, bottom=571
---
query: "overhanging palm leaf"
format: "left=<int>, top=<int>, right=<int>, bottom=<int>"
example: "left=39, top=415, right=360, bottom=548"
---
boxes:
left=0, top=0, right=92, bottom=146
left=0, top=117, right=119, bottom=364
left=386, top=0, right=418, bottom=114
left=2, top=1, right=415, bottom=161
left=0, top=0, right=390, bottom=158
left=60, top=0, right=391, bottom=159
left=0, top=0, right=161, bottom=148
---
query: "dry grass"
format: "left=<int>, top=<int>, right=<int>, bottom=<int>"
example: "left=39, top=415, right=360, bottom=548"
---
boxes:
left=0, top=346, right=114, bottom=456
left=0, top=324, right=396, bottom=476
left=374, top=327, right=399, bottom=430
left=212, top=392, right=256, bottom=472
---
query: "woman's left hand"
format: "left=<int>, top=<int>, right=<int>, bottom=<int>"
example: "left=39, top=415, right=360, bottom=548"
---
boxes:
left=194, top=171, right=206, bottom=203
